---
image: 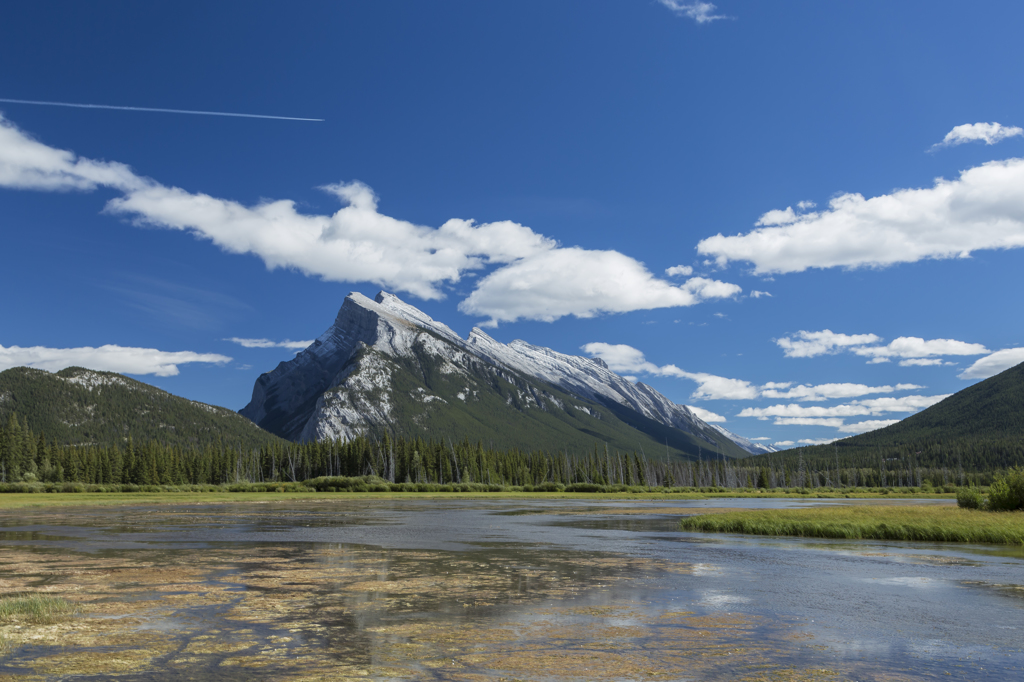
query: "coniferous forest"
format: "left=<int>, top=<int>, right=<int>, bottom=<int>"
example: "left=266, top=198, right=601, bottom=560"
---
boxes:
left=1, top=412, right=1014, bottom=493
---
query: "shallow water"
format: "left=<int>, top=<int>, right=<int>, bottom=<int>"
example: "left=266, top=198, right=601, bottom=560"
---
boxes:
left=0, top=497, right=1021, bottom=680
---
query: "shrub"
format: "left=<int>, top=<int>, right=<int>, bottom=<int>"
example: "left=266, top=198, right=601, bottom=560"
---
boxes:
left=956, top=487, right=984, bottom=510
left=988, top=467, right=1024, bottom=511
left=564, top=482, right=606, bottom=493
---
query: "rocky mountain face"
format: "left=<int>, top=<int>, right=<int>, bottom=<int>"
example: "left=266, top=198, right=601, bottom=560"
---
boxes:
left=240, top=292, right=772, bottom=458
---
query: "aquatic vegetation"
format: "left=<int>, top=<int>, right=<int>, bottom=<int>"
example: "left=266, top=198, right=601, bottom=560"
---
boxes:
left=0, top=500, right=1018, bottom=679
left=679, top=505, right=1024, bottom=544
left=0, top=594, right=79, bottom=624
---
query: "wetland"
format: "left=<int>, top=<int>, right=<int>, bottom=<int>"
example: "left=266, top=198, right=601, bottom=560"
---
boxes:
left=1, top=497, right=1022, bottom=680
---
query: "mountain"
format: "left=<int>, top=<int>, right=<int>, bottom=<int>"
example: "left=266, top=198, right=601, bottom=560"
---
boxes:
left=830, top=359, right=1024, bottom=447
left=0, top=366, right=285, bottom=450
left=710, top=425, right=777, bottom=456
left=241, top=291, right=766, bottom=459
left=745, top=359, right=1024, bottom=470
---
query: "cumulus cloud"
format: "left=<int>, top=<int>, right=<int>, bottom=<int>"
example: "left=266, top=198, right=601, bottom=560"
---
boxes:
left=776, top=330, right=882, bottom=358
left=738, top=394, right=948, bottom=420
left=898, top=358, right=949, bottom=367
left=460, top=251, right=740, bottom=325
left=0, top=115, right=741, bottom=325
left=665, top=264, right=694, bottom=277
left=853, top=336, right=989, bottom=361
left=0, top=344, right=230, bottom=376
left=687, top=405, right=726, bottom=423
left=657, top=1, right=728, bottom=23
left=0, top=114, right=144, bottom=192
left=107, top=181, right=556, bottom=302
left=760, top=382, right=923, bottom=402
left=226, top=337, right=313, bottom=350
left=798, top=437, right=838, bottom=445
left=773, top=440, right=795, bottom=447
left=580, top=342, right=758, bottom=400
left=932, top=122, right=1023, bottom=150
left=774, top=417, right=845, bottom=428
left=697, top=158, right=1024, bottom=273
left=778, top=329, right=989, bottom=366
left=749, top=290, right=771, bottom=298
left=958, top=347, right=1024, bottom=380
left=580, top=342, right=924, bottom=405
left=838, top=419, right=900, bottom=434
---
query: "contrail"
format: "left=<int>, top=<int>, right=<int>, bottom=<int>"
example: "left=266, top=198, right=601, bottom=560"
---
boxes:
left=0, top=98, right=324, bottom=122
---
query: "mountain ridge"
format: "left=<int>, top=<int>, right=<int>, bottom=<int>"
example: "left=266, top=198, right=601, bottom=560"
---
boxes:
left=240, top=291, right=774, bottom=458
left=0, top=365, right=285, bottom=450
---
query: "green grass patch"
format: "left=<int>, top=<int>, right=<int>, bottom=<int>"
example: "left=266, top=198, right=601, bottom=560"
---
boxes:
left=679, top=505, right=1024, bottom=544
left=0, top=595, right=80, bottom=625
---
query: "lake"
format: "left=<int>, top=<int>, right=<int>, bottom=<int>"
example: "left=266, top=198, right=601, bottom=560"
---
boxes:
left=1, top=497, right=1021, bottom=680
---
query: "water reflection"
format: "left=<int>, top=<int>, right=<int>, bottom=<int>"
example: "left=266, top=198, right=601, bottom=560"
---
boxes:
left=0, top=498, right=1020, bottom=680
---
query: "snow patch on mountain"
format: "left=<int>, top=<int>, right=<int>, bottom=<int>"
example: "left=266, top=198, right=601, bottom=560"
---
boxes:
left=241, top=290, right=769, bottom=454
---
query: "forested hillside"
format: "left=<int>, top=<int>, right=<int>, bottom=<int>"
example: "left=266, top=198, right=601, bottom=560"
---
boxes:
left=748, top=361, right=1024, bottom=474
left=0, top=366, right=284, bottom=451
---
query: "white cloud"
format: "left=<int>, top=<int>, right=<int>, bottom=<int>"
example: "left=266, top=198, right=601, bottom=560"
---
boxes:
left=0, top=344, right=230, bottom=377
left=226, top=337, right=312, bottom=350
left=898, top=358, right=949, bottom=367
left=838, top=419, right=901, bottom=434
left=579, top=343, right=661, bottom=375
left=460, top=251, right=741, bottom=325
left=958, top=347, right=1024, bottom=380
left=687, top=405, right=726, bottom=423
left=738, top=394, right=948, bottom=421
left=853, top=336, right=988, bottom=360
left=580, top=342, right=758, bottom=400
left=657, top=1, right=728, bottom=23
left=741, top=404, right=873, bottom=420
left=854, top=394, right=949, bottom=412
left=776, top=330, right=882, bottom=358
left=756, top=207, right=798, bottom=226
left=779, top=329, right=989, bottom=366
left=799, top=437, right=838, bottom=445
left=774, top=417, right=845, bottom=428
left=697, top=157, right=1024, bottom=273
left=0, top=115, right=742, bottom=326
left=749, top=290, right=771, bottom=298
left=760, top=382, right=923, bottom=402
left=773, top=440, right=795, bottom=447
left=796, top=200, right=816, bottom=211
left=665, top=264, right=694, bottom=277
left=748, top=437, right=771, bottom=441
left=0, top=115, right=145, bottom=192
left=107, top=181, right=556, bottom=302
left=582, top=342, right=927, bottom=405
left=932, top=122, right=1023, bottom=149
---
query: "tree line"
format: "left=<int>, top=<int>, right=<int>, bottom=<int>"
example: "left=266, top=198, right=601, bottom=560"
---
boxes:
left=3, top=413, right=1020, bottom=491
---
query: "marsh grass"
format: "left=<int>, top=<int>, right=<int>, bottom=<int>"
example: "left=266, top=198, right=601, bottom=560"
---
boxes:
left=679, top=505, right=1024, bottom=544
left=0, top=595, right=80, bottom=625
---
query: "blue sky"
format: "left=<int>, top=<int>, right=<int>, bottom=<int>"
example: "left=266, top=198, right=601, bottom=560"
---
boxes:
left=2, top=1, right=1023, bottom=448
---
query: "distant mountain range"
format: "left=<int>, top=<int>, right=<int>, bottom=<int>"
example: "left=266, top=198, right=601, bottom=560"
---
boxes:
left=240, top=291, right=776, bottom=459
left=0, top=366, right=284, bottom=450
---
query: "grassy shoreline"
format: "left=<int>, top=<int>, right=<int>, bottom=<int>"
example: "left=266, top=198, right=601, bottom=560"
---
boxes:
left=0, top=489, right=956, bottom=510
left=679, top=505, right=1024, bottom=544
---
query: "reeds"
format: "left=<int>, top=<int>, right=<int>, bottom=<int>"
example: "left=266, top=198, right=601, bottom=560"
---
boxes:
left=679, top=505, right=1024, bottom=544
left=0, top=595, right=79, bottom=624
